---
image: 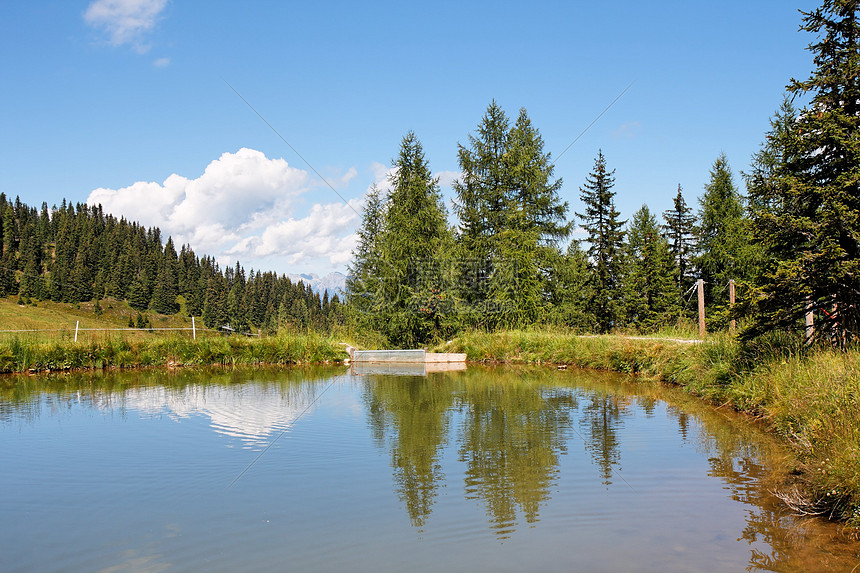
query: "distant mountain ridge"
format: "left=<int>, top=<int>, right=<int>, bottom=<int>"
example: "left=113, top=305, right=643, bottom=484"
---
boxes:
left=286, top=272, right=347, bottom=297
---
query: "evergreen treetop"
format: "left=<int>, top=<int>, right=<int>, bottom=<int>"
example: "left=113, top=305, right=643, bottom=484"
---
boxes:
left=661, top=184, right=696, bottom=291
left=747, top=1, right=860, bottom=343
left=577, top=151, right=626, bottom=333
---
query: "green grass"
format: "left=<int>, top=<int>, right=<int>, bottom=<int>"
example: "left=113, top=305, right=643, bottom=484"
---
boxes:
left=0, top=296, right=350, bottom=371
left=0, top=330, right=349, bottom=373
left=439, top=328, right=860, bottom=527
left=0, top=296, right=193, bottom=340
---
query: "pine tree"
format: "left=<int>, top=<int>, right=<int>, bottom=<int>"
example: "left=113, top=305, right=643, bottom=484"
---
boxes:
left=547, top=240, right=593, bottom=329
left=346, top=183, right=387, bottom=322
left=376, top=131, right=454, bottom=346
left=576, top=151, right=626, bottom=333
left=622, top=205, right=679, bottom=330
left=661, top=184, right=697, bottom=294
left=128, top=276, right=150, bottom=311
left=747, top=2, right=860, bottom=344
left=694, top=154, right=757, bottom=321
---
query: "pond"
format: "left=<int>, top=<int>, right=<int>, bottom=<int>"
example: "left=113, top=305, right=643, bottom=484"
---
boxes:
left=1, top=365, right=858, bottom=572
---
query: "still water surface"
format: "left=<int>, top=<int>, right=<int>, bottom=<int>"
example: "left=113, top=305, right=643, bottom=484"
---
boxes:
left=1, top=365, right=858, bottom=572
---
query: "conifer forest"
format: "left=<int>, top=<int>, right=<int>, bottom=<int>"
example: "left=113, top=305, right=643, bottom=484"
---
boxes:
left=1, top=1, right=859, bottom=352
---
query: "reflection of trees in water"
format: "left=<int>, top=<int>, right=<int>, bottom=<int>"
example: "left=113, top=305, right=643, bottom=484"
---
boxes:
left=11, top=364, right=858, bottom=564
left=579, top=393, right=628, bottom=486
left=363, top=367, right=577, bottom=536
left=708, top=452, right=859, bottom=572
left=362, top=375, right=455, bottom=527
left=457, top=371, right=577, bottom=536
left=628, top=382, right=860, bottom=573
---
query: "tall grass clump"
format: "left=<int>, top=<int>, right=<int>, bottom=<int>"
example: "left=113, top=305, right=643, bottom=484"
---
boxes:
left=732, top=349, right=860, bottom=524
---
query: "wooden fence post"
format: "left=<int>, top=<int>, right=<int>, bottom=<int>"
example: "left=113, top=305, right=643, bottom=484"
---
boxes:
left=192, top=316, right=196, bottom=340
left=729, top=279, right=736, bottom=333
left=74, top=321, right=79, bottom=343
left=697, top=279, right=706, bottom=337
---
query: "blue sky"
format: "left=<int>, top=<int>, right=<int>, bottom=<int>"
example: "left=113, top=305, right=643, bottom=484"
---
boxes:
left=0, top=1, right=818, bottom=275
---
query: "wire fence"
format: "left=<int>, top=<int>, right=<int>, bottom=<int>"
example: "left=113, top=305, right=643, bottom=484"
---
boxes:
left=0, top=322, right=261, bottom=343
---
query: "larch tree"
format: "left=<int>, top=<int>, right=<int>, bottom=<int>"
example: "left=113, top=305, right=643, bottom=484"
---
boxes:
left=454, top=103, right=570, bottom=327
left=493, top=108, right=570, bottom=327
left=454, top=101, right=511, bottom=322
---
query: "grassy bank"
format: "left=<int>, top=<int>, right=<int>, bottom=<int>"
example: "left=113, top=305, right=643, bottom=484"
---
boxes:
left=438, top=329, right=860, bottom=527
left=0, top=296, right=193, bottom=336
left=0, top=331, right=349, bottom=373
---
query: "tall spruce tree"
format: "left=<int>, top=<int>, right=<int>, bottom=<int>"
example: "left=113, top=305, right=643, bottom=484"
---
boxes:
left=695, top=154, right=758, bottom=321
left=128, top=276, right=150, bottom=311
left=622, top=205, right=679, bottom=330
left=152, top=260, right=179, bottom=314
left=747, top=1, right=860, bottom=344
left=346, top=183, right=387, bottom=325
left=377, top=131, right=454, bottom=346
left=576, top=151, right=625, bottom=333
left=0, top=252, right=15, bottom=297
left=661, top=185, right=697, bottom=294
left=2, top=206, right=15, bottom=256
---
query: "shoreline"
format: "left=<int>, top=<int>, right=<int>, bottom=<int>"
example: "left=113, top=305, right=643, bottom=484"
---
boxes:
left=2, top=328, right=858, bottom=530
left=439, top=329, right=860, bottom=530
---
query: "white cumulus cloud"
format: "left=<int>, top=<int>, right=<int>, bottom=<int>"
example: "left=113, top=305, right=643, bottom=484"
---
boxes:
left=84, top=0, right=168, bottom=51
left=87, top=148, right=360, bottom=272
left=435, top=170, right=461, bottom=189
